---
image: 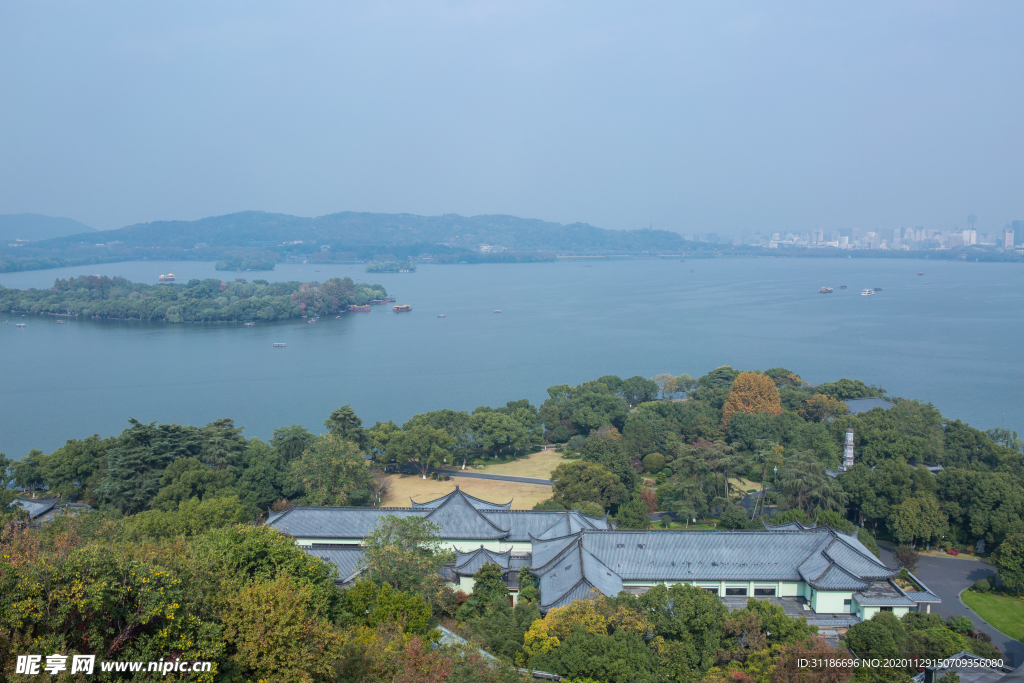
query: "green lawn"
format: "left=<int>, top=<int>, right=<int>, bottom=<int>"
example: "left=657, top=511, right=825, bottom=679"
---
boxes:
left=961, top=590, right=1024, bottom=642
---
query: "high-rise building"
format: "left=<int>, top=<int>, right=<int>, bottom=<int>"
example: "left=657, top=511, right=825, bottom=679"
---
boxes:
left=1005, top=229, right=1015, bottom=249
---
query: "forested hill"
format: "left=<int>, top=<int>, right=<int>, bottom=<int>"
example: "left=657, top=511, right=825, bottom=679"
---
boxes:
left=0, top=213, right=96, bottom=242
left=0, top=210, right=703, bottom=272
left=99, top=211, right=688, bottom=252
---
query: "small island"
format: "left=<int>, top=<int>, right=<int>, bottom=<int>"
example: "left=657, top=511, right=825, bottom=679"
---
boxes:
left=0, top=275, right=387, bottom=323
left=215, top=257, right=275, bottom=271
left=365, top=261, right=415, bottom=273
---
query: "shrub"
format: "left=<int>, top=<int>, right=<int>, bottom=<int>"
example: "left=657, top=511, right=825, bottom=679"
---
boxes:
left=946, top=615, right=973, bottom=635
left=642, top=453, right=666, bottom=473
left=968, top=637, right=1000, bottom=658
left=971, top=578, right=990, bottom=593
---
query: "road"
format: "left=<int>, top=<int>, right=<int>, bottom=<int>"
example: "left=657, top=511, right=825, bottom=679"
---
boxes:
left=880, top=545, right=1023, bottom=667
left=392, top=464, right=552, bottom=486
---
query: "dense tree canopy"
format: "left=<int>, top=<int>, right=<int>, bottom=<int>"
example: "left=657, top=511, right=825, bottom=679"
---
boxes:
left=0, top=274, right=386, bottom=322
left=5, top=363, right=1024, bottom=682
left=549, top=460, right=628, bottom=512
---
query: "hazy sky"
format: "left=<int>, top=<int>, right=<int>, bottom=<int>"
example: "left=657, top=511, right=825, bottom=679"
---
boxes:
left=1, top=2, right=1021, bottom=235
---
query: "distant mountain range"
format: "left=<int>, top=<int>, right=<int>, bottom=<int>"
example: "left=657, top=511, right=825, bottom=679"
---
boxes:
left=1, top=210, right=714, bottom=273
left=47, top=210, right=688, bottom=253
left=0, top=213, right=96, bottom=242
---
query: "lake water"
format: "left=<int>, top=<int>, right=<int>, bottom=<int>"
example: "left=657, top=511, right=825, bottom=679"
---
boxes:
left=2, top=257, right=1023, bottom=460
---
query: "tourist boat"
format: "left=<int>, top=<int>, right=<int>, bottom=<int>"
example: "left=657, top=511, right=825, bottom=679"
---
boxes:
left=437, top=314, right=446, bottom=318
left=839, top=285, right=847, bottom=289
left=860, top=289, right=874, bottom=296
left=159, top=273, right=175, bottom=282
left=348, top=305, right=370, bottom=312
left=494, top=309, right=502, bottom=313
left=273, top=343, right=286, bottom=347
left=393, top=304, right=412, bottom=313
left=818, top=287, right=833, bottom=294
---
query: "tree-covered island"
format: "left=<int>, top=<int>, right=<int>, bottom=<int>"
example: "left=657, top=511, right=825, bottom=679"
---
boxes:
left=215, top=257, right=275, bottom=271
left=0, top=274, right=387, bottom=322
left=365, top=261, right=416, bottom=273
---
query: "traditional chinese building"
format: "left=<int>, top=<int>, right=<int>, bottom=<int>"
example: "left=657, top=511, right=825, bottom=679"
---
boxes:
left=265, top=488, right=939, bottom=624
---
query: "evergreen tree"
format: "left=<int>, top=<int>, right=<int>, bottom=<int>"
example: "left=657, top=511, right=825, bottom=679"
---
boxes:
left=324, top=405, right=368, bottom=449
left=98, top=419, right=203, bottom=514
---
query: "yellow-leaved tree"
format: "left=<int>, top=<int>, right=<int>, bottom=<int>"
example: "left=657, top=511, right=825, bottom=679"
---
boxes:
left=521, top=596, right=653, bottom=661
left=721, top=372, right=783, bottom=426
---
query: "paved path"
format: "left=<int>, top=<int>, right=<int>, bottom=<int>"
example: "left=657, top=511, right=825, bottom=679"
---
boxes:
left=880, top=545, right=1023, bottom=667
left=393, top=464, right=552, bottom=486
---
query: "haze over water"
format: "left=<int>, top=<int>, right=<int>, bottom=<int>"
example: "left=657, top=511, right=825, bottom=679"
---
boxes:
left=2, top=257, right=1022, bottom=459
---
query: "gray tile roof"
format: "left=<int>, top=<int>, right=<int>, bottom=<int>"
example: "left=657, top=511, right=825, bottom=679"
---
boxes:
left=535, top=510, right=609, bottom=539
left=528, top=527, right=899, bottom=611
left=423, top=492, right=508, bottom=539
left=578, top=529, right=845, bottom=582
left=532, top=535, right=624, bottom=611
left=509, top=553, right=533, bottom=572
left=410, top=487, right=513, bottom=510
left=531, top=534, right=581, bottom=572
left=809, top=564, right=872, bottom=591
left=300, top=546, right=365, bottom=584
left=267, top=507, right=423, bottom=538
left=763, top=520, right=817, bottom=531
left=895, top=572, right=942, bottom=603
left=854, top=581, right=917, bottom=606
left=11, top=497, right=60, bottom=520
left=821, top=537, right=892, bottom=580
left=454, top=546, right=513, bottom=575
left=265, top=489, right=612, bottom=542
left=480, top=509, right=611, bottom=542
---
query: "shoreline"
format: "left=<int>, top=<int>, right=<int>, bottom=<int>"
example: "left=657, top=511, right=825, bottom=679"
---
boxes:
left=3, top=250, right=1024, bottom=276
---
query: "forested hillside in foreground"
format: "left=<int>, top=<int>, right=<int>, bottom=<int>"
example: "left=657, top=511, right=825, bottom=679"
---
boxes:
left=0, top=274, right=386, bottom=322
left=2, top=367, right=1022, bottom=682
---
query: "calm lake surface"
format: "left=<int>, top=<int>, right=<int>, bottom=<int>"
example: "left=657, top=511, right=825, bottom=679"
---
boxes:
left=2, top=258, right=1022, bottom=459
